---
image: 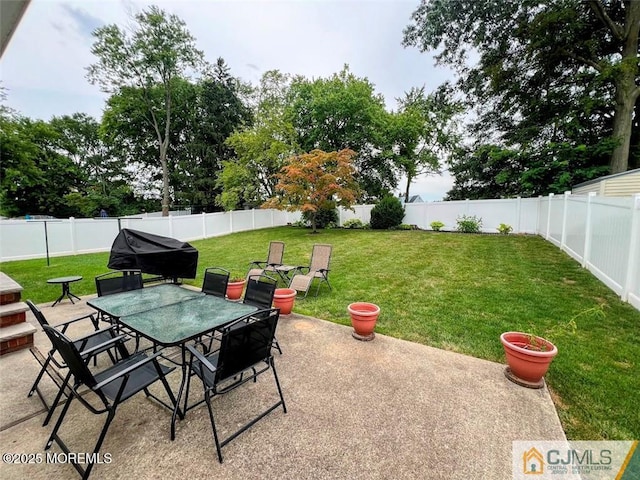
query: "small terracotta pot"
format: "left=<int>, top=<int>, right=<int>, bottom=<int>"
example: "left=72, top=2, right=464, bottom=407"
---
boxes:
left=226, top=280, right=246, bottom=300
left=348, top=302, right=380, bottom=341
left=500, top=332, right=558, bottom=385
left=273, top=288, right=296, bottom=315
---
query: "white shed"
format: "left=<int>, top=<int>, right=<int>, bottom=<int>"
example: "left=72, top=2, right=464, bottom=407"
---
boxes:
left=572, top=168, right=640, bottom=196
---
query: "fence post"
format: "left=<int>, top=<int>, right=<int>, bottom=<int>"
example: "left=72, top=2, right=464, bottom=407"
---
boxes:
left=252, top=209, right=256, bottom=229
left=202, top=212, right=207, bottom=239
left=271, top=209, right=274, bottom=227
left=516, top=197, right=522, bottom=234
left=338, top=206, right=343, bottom=227
left=622, top=194, right=640, bottom=301
left=535, top=196, right=542, bottom=234
left=229, top=211, right=233, bottom=234
left=546, top=193, right=554, bottom=240
left=168, top=214, right=174, bottom=238
left=69, top=217, right=77, bottom=254
left=582, top=192, right=596, bottom=268
left=560, top=191, right=571, bottom=251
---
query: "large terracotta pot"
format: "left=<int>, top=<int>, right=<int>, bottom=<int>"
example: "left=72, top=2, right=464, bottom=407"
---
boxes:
left=348, top=302, right=380, bottom=341
left=273, top=288, right=296, bottom=315
left=500, top=332, right=558, bottom=387
left=226, top=279, right=246, bottom=300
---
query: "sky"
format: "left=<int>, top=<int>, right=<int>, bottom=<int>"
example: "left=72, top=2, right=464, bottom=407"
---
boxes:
left=0, top=0, right=457, bottom=201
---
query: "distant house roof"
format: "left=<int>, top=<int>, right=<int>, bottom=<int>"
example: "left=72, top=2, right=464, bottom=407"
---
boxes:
left=573, top=168, right=640, bottom=189
left=408, top=195, right=423, bottom=203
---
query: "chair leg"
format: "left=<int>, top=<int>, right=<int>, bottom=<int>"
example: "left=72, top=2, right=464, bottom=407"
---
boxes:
left=28, top=353, right=52, bottom=398
left=204, top=389, right=224, bottom=463
left=46, top=391, right=75, bottom=450
left=81, top=407, right=118, bottom=480
left=272, top=337, right=283, bottom=355
left=271, top=358, right=287, bottom=414
left=43, top=371, right=72, bottom=426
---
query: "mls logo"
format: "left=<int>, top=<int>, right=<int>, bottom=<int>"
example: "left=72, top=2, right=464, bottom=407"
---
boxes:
left=523, top=447, right=544, bottom=474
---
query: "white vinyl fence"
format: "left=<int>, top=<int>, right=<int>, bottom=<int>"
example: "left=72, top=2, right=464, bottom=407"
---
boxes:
left=1, top=193, right=638, bottom=311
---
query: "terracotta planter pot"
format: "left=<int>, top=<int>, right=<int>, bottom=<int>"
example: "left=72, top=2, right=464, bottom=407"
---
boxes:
left=273, top=288, right=296, bottom=315
left=500, top=332, right=558, bottom=387
left=226, top=280, right=246, bottom=300
left=348, top=302, right=380, bottom=341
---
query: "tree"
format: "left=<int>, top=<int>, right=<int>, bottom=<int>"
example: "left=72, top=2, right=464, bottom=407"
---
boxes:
left=287, top=66, right=394, bottom=200
left=403, top=0, right=639, bottom=180
left=221, top=70, right=299, bottom=210
left=264, top=149, right=360, bottom=233
left=87, top=5, right=205, bottom=216
left=386, top=85, right=461, bottom=202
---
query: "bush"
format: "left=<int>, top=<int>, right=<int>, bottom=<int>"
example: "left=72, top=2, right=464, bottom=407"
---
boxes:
left=301, top=206, right=338, bottom=229
left=497, top=223, right=513, bottom=235
left=430, top=221, right=445, bottom=231
left=456, top=214, right=483, bottom=233
left=343, top=218, right=364, bottom=229
left=370, top=196, right=405, bottom=230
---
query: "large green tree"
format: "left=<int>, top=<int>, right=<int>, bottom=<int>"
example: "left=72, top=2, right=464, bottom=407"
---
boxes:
left=403, top=0, right=640, bottom=191
left=386, top=86, right=461, bottom=202
left=287, top=66, right=394, bottom=200
left=87, top=5, right=206, bottom=216
left=221, top=70, right=299, bottom=210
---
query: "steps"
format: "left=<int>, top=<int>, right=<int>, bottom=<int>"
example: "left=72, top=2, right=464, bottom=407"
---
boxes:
left=0, top=273, right=36, bottom=355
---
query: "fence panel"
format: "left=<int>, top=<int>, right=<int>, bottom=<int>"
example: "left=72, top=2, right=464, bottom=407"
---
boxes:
left=563, top=197, right=588, bottom=262
left=587, top=197, right=634, bottom=294
left=520, top=198, right=540, bottom=234
left=547, top=196, right=565, bottom=246
left=254, top=210, right=273, bottom=229
left=230, top=210, right=253, bottom=232
left=172, top=215, right=203, bottom=241
left=74, top=219, right=119, bottom=253
left=204, top=212, right=231, bottom=237
left=0, top=221, right=46, bottom=260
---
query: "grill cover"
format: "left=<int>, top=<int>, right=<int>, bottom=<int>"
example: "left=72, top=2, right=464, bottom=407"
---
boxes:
left=107, top=229, right=198, bottom=279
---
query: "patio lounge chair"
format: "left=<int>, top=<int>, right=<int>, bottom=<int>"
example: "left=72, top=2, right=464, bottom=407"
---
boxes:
left=288, top=244, right=333, bottom=298
left=26, top=300, right=129, bottom=426
left=247, top=241, right=285, bottom=279
left=184, top=308, right=286, bottom=463
left=201, top=267, right=230, bottom=297
left=42, top=325, right=177, bottom=480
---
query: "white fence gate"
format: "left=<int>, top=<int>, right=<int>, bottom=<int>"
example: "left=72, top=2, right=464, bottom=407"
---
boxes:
left=1, top=194, right=638, bottom=311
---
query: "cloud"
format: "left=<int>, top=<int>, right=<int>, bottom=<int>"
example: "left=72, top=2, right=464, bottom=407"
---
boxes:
left=59, top=4, right=104, bottom=38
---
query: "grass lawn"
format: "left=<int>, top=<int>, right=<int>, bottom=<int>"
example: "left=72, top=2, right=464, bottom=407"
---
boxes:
left=2, top=226, right=639, bottom=440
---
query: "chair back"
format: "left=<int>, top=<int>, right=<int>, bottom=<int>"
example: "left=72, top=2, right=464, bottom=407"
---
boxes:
left=95, top=270, right=143, bottom=297
left=26, top=300, right=49, bottom=328
left=244, top=275, right=277, bottom=309
left=310, top=244, right=332, bottom=272
left=266, top=241, right=285, bottom=266
left=216, top=309, right=279, bottom=384
left=202, top=267, right=230, bottom=297
left=42, top=325, right=97, bottom=388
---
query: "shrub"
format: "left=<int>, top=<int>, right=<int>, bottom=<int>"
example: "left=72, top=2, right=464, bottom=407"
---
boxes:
left=430, top=221, right=445, bottom=231
left=497, top=223, right=513, bottom=235
left=301, top=206, right=339, bottom=229
left=370, top=196, right=405, bottom=230
left=456, top=214, right=483, bottom=233
left=343, top=218, right=364, bottom=229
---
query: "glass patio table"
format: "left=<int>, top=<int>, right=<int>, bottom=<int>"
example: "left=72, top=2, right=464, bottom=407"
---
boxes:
left=89, top=285, right=258, bottom=440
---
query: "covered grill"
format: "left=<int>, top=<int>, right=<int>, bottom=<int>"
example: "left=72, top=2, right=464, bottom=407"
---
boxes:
left=107, top=228, right=198, bottom=280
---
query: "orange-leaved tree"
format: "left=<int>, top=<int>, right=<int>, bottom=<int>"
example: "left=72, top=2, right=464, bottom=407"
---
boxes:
left=263, top=149, right=360, bottom=233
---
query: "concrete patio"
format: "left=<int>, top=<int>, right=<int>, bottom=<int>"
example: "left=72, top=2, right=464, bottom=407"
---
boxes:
left=0, top=296, right=566, bottom=479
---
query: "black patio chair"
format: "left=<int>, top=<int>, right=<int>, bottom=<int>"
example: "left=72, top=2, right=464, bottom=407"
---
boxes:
left=26, top=300, right=129, bottom=426
left=184, top=308, right=286, bottom=463
left=95, top=269, right=143, bottom=299
left=201, top=267, right=230, bottom=298
left=243, top=274, right=281, bottom=353
left=42, top=325, right=177, bottom=480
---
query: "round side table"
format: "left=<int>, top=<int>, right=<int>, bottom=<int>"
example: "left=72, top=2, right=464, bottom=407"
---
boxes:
left=47, top=276, right=83, bottom=307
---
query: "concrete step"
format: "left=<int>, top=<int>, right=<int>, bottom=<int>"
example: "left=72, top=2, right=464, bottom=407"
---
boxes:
left=0, top=321, right=37, bottom=356
left=0, top=301, right=29, bottom=328
left=0, top=272, right=23, bottom=305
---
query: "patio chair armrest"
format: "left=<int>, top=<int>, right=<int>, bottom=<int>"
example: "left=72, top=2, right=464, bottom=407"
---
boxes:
left=56, top=312, right=99, bottom=333
left=79, top=333, right=129, bottom=358
left=249, top=261, right=266, bottom=268
left=293, top=266, right=309, bottom=274
left=186, top=344, right=218, bottom=373
left=93, top=351, right=166, bottom=390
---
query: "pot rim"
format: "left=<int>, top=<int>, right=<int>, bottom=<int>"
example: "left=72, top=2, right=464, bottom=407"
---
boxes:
left=500, top=331, right=558, bottom=357
left=274, top=288, right=297, bottom=298
left=347, top=302, right=380, bottom=315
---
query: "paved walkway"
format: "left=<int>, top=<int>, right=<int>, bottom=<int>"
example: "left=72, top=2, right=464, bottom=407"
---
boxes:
left=0, top=296, right=566, bottom=479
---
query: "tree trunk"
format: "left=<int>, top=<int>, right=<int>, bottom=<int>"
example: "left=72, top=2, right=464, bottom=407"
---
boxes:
left=160, top=141, right=170, bottom=216
left=608, top=0, right=640, bottom=174
left=404, top=173, right=413, bottom=203
left=609, top=82, right=636, bottom=174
